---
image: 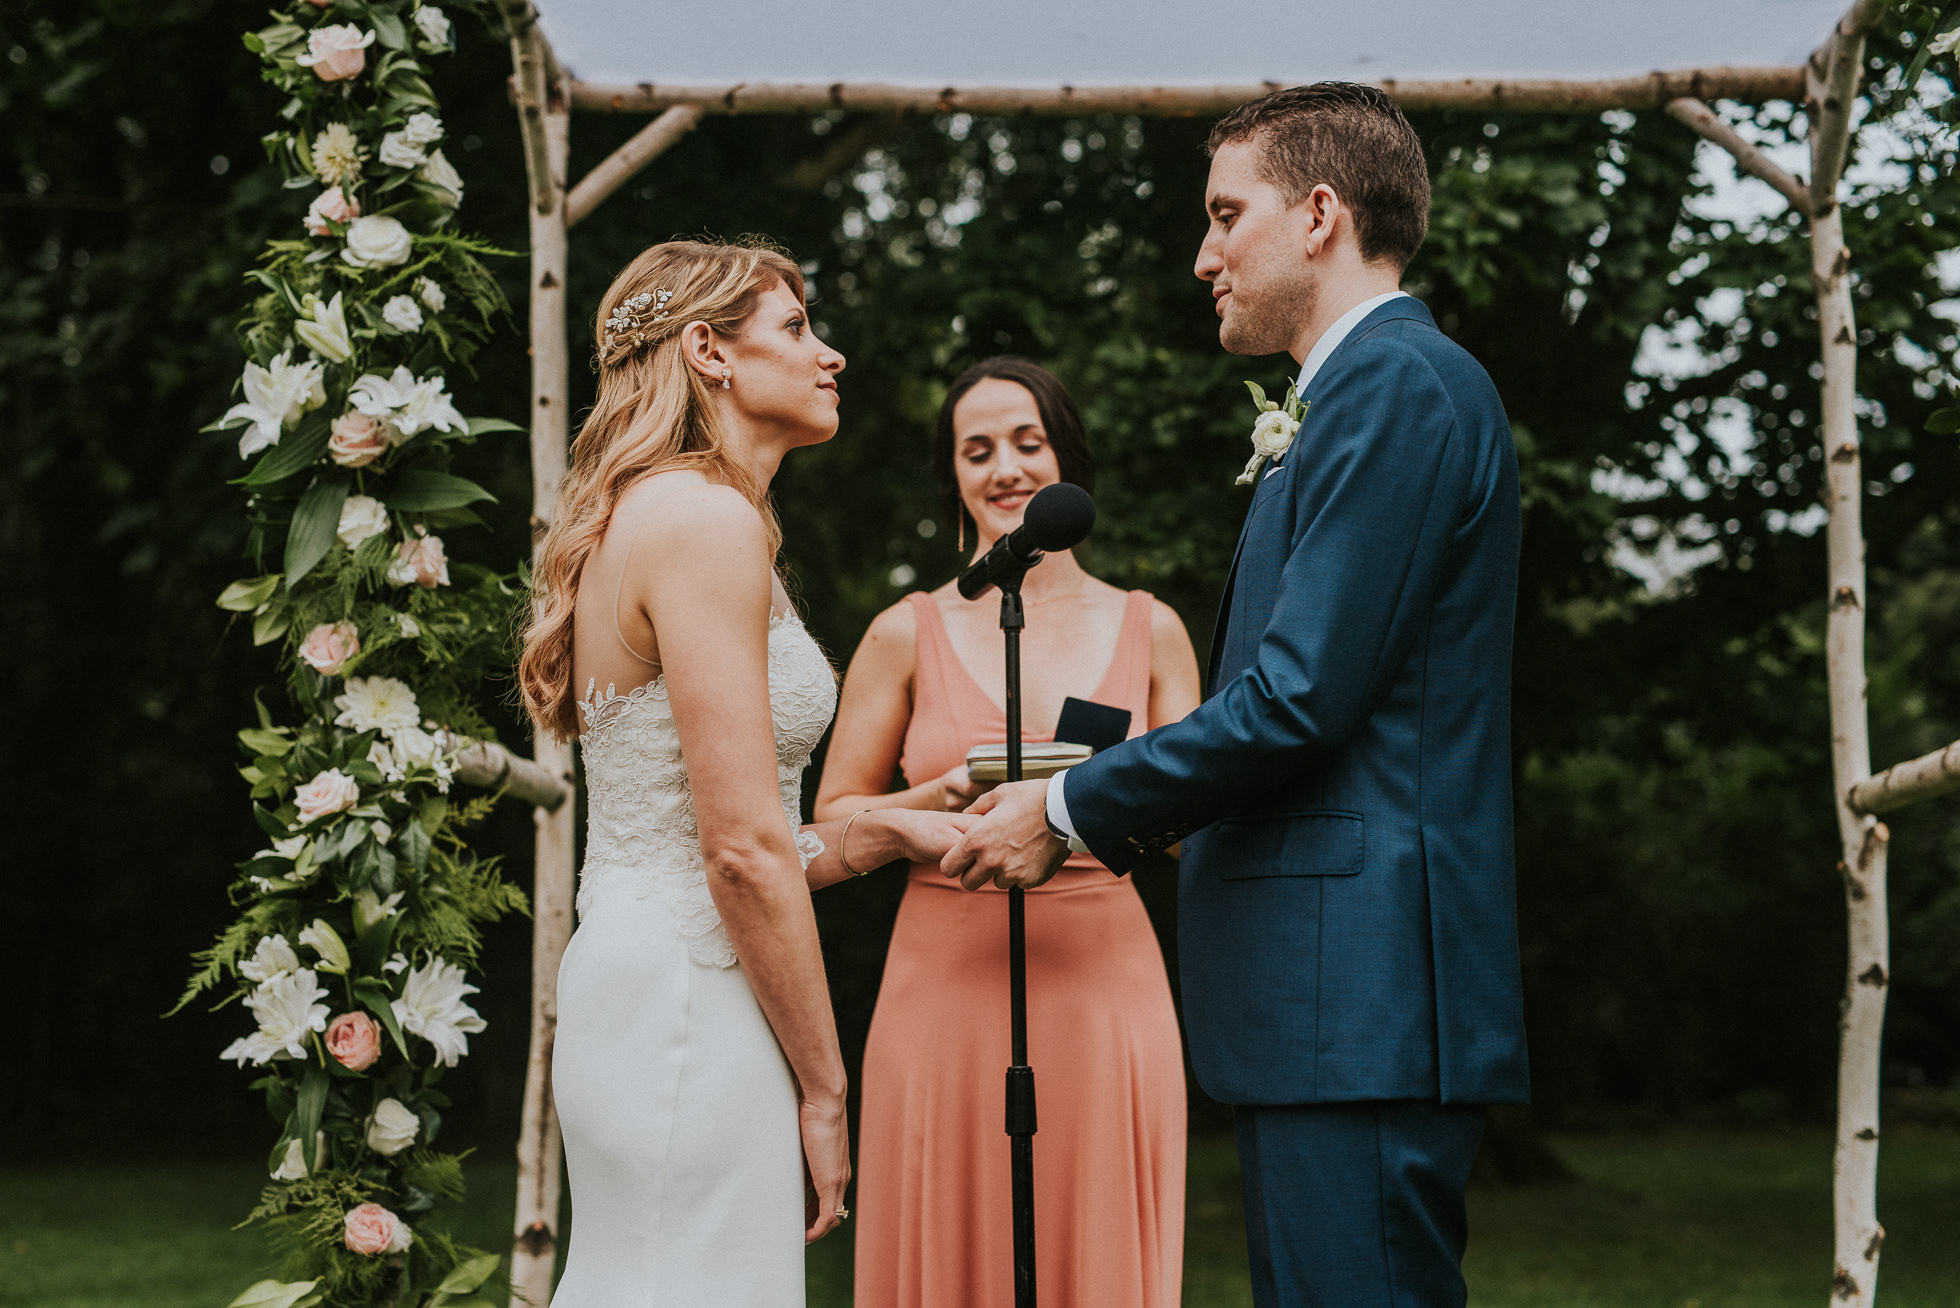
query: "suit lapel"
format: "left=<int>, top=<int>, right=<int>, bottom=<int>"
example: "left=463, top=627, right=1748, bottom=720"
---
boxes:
left=1203, top=297, right=1434, bottom=693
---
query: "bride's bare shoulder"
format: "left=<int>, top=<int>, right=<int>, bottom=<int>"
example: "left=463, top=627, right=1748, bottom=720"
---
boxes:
left=614, top=471, right=765, bottom=551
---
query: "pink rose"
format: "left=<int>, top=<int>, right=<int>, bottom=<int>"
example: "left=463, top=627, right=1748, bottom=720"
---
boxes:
left=298, top=621, right=360, bottom=676
left=387, top=532, right=449, bottom=589
left=304, top=186, right=361, bottom=237
left=342, top=1202, right=412, bottom=1256
left=325, top=1011, right=382, bottom=1071
left=298, top=25, right=374, bottom=82
left=328, top=412, right=388, bottom=468
left=295, top=768, right=359, bottom=824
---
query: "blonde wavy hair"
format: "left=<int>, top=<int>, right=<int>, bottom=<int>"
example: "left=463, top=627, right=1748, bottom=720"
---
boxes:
left=518, top=237, right=805, bottom=739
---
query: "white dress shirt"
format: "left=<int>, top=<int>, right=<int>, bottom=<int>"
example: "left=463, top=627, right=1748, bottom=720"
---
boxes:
left=1043, top=290, right=1412, bottom=849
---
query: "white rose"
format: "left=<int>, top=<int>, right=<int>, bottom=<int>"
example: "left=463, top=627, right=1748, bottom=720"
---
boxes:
left=1250, top=408, right=1300, bottom=459
left=400, top=112, right=443, bottom=148
left=341, top=214, right=413, bottom=269
left=271, top=1135, right=308, bottom=1180
left=295, top=769, right=360, bottom=824
left=382, top=295, right=424, bottom=334
left=417, top=150, right=464, bottom=208
left=414, top=277, right=446, bottom=314
left=378, top=130, right=427, bottom=170
left=412, top=6, right=452, bottom=47
left=387, top=531, right=450, bottom=589
left=337, top=494, right=390, bottom=550
left=366, top=1097, right=421, bottom=1156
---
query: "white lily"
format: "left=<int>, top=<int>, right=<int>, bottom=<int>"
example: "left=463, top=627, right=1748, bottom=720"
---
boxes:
left=239, top=934, right=301, bottom=984
left=298, top=919, right=351, bottom=974
left=391, top=955, right=487, bottom=1068
left=219, top=968, right=330, bottom=1066
left=223, top=351, right=326, bottom=458
left=294, top=292, right=354, bottom=364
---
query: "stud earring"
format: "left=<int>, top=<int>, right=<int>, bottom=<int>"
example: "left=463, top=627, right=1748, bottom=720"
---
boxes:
left=720, top=367, right=731, bottom=390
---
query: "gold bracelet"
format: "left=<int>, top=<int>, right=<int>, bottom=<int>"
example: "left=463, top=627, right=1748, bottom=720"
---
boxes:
left=840, top=809, right=872, bottom=877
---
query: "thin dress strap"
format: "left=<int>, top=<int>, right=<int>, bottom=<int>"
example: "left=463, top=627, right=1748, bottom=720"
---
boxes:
left=608, top=500, right=665, bottom=668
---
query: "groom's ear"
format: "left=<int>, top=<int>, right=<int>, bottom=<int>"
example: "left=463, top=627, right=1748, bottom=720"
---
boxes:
left=1300, top=183, right=1343, bottom=260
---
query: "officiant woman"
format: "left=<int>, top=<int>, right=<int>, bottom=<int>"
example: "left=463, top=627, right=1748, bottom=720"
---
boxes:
left=814, top=356, right=1201, bottom=1307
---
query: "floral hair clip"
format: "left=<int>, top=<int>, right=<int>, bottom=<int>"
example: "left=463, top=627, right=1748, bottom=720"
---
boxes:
left=603, top=289, right=675, bottom=346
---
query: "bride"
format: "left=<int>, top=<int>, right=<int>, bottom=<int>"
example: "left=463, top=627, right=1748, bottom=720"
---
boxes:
left=518, top=238, right=970, bottom=1305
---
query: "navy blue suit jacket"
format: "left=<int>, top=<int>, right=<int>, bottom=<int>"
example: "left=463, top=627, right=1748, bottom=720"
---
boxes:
left=1064, top=297, right=1528, bottom=1107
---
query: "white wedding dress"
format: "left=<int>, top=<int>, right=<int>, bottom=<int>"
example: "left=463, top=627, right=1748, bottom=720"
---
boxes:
left=550, top=610, right=836, bottom=1306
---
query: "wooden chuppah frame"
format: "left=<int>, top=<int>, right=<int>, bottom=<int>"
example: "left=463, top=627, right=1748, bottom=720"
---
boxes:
left=488, top=2, right=1960, bottom=1303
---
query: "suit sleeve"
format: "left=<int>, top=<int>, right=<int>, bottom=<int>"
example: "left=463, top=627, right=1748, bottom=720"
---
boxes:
left=1065, top=338, right=1470, bottom=873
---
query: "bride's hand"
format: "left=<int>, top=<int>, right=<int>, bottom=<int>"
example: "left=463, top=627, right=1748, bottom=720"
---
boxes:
left=882, top=808, right=977, bottom=866
left=801, top=1097, right=851, bottom=1242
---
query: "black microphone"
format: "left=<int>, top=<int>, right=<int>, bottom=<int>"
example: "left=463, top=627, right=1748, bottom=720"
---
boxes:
left=957, top=483, right=1097, bottom=600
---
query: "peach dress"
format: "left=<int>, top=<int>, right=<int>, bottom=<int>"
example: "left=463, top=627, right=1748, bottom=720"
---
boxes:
left=853, top=590, right=1186, bottom=1308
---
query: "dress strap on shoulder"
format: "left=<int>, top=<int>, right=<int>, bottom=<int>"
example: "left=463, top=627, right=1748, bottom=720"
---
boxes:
left=608, top=497, right=666, bottom=668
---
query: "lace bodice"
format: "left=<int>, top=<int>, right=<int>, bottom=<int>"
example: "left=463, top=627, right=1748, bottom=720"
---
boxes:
left=576, top=611, right=837, bottom=967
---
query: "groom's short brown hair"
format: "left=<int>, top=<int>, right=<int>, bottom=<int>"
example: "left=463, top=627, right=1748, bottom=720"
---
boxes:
left=1206, top=83, right=1431, bottom=271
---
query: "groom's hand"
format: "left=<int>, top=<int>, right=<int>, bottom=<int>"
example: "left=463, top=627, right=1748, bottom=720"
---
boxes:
left=940, top=779, right=1069, bottom=891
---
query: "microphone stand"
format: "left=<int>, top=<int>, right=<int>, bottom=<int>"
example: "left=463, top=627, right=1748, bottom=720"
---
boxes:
left=997, top=572, right=1038, bottom=1308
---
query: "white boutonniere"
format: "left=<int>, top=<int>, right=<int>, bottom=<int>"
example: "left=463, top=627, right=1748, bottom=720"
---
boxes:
left=1235, top=380, right=1309, bottom=486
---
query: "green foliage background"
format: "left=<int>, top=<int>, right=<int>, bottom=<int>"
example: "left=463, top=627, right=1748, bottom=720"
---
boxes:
left=4, top=0, right=1960, bottom=1160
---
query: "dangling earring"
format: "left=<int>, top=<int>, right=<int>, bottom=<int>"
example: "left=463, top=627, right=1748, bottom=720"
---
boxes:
left=720, top=367, right=731, bottom=390
left=957, top=511, right=966, bottom=553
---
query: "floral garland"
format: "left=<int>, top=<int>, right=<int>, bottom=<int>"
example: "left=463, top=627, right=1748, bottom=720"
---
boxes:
left=174, top=4, right=529, bottom=1306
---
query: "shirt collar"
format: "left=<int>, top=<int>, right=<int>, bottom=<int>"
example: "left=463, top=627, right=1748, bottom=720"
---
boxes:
left=1293, top=290, right=1411, bottom=394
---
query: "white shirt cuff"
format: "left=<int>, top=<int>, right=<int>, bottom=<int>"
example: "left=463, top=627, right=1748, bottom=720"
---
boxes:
left=1045, top=771, right=1090, bottom=854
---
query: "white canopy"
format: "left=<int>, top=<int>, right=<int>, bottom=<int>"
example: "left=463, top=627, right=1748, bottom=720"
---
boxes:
left=540, top=0, right=1844, bottom=91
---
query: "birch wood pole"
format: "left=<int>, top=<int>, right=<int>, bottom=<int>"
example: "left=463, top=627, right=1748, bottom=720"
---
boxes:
left=566, top=66, right=1806, bottom=117
left=1806, top=3, right=1889, bottom=1302
left=495, top=3, right=575, bottom=1303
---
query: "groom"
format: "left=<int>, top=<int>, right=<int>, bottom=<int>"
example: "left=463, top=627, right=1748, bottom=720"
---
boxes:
left=945, top=83, right=1528, bottom=1306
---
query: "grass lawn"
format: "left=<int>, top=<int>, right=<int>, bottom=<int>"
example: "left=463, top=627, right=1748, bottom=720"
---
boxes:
left=4, top=1129, right=1958, bottom=1307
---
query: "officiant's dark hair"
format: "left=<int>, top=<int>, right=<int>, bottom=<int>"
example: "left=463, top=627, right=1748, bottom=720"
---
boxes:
left=1206, top=82, right=1430, bottom=271
left=934, top=357, right=1096, bottom=545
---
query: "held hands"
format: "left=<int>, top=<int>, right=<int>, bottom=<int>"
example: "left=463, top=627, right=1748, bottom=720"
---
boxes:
left=940, top=778, right=1070, bottom=891
left=880, top=807, right=978, bottom=866
left=800, top=1097, right=851, bottom=1242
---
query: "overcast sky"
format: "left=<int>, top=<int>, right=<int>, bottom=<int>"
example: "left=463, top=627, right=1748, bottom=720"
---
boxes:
left=542, top=0, right=1848, bottom=87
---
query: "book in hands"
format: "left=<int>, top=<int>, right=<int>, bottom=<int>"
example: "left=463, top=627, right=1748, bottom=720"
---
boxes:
left=964, top=741, right=1093, bottom=782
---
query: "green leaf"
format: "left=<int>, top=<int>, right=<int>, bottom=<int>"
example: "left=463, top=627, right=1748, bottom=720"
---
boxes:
left=291, top=1067, right=329, bottom=1175
left=1243, top=380, right=1269, bottom=410
left=218, top=575, right=282, bottom=611
left=382, top=471, right=497, bottom=512
left=370, top=7, right=410, bottom=50
left=399, top=817, right=432, bottom=871
left=355, top=979, right=411, bottom=1060
left=225, top=1280, right=321, bottom=1308
left=1928, top=407, right=1959, bottom=435
left=239, top=728, right=294, bottom=757
left=434, top=1254, right=502, bottom=1295
left=285, top=479, right=351, bottom=588
left=236, top=411, right=332, bottom=487
left=465, top=416, right=525, bottom=436
left=252, top=805, right=290, bottom=840
left=253, top=607, right=292, bottom=647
